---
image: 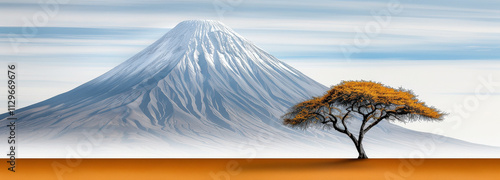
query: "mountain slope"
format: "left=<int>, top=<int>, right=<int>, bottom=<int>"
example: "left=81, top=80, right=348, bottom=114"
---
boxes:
left=1, top=20, right=498, bottom=157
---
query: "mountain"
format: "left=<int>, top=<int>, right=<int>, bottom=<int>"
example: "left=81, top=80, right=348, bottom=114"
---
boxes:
left=1, top=20, right=498, bottom=157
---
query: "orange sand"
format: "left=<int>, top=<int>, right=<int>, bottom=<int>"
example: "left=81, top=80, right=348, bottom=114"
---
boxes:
left=1, top=159, right=499, bottom=180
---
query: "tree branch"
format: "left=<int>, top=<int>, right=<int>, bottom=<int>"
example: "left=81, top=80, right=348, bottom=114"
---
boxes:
left=362, top=110, right=396, bottom=134
left=340, top=110, right=351, bottom=132
left=363, top=117, right=384, bottom=134
left=326, top=113, right=346, bottom=133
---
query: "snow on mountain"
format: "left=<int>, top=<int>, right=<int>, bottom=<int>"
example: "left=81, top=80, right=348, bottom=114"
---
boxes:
left=1, top=20, right=498, bottom=158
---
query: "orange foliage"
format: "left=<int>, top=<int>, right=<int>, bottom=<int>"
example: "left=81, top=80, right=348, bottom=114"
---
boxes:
left=283, top=97, right=324, bottom=126
left=283, top=80, right=444, bottom=127
left=326, top=81, right=443, bottom=119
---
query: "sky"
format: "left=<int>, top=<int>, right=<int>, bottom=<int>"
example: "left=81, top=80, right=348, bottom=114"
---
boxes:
left=1, top=0, right=500, bottom=147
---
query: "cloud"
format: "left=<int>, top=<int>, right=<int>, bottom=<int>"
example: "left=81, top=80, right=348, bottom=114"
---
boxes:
left=1, top=0, right=500, bottom=86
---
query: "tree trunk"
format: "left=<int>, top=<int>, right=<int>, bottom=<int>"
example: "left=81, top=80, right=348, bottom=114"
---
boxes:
left=356, top=143, right=368, bottom=159
left=335, top=120, right=369, bottom=159
left=356, top=132, right=368, bottom=159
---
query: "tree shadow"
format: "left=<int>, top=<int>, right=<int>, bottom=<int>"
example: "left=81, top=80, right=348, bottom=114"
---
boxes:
left=242, top=159, right=368, bottom=171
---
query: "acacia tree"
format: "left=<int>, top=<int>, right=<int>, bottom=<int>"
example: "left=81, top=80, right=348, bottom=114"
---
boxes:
left=282, top=80, right=445, bottom=159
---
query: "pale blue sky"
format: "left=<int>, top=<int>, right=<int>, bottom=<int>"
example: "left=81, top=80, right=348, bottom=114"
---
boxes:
left=2, top=0, right=500, bottom=64
left=1, top=0, right=500, bottom=146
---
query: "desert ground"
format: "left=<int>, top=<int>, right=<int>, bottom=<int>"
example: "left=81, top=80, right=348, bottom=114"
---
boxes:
left=2, top=159, right=499, bottom=180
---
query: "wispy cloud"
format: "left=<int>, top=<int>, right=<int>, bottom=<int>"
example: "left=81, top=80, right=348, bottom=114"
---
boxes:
left=2, top=0, right=499, bottom=61
left=1, top=0, right=500, bottom=106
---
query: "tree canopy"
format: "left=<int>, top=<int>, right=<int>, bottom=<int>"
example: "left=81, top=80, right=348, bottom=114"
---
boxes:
left=282, top=80, right=445, bottom=159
